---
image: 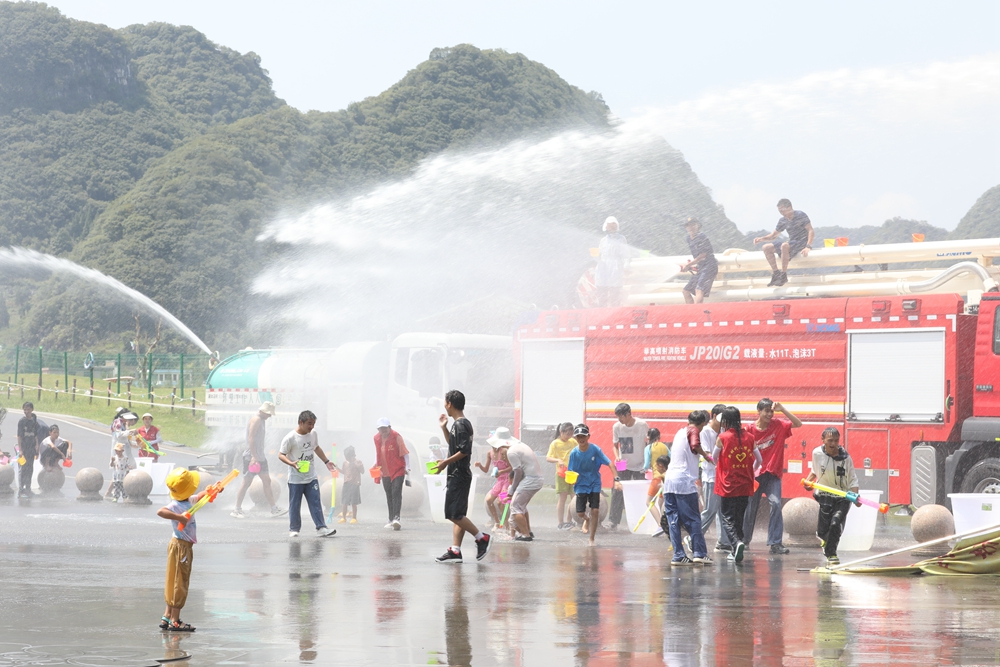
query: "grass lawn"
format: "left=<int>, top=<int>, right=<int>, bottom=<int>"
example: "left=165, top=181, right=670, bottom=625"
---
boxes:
left=1, top=377, right=209, bottom=448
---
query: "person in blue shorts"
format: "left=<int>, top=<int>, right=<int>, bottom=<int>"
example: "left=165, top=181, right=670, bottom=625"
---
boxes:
left=567, top=423, right=619, bottom=547
left=680, top=217, right=718, bottom=304
left=754, top=198, right=815, bottom=287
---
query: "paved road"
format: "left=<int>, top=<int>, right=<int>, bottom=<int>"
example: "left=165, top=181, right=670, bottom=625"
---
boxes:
left=0, top=489, right=998, bottom=666
left=5, top=411, right=209, bottom=494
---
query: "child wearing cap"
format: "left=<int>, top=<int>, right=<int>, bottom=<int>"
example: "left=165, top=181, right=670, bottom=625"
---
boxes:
left=109, top=442, right=134, bottom=502
left=567, top=423, right=618, bottom=547
left=157, top=468, right=207, bottom=632
left=137, top=413, right=163, bottom=462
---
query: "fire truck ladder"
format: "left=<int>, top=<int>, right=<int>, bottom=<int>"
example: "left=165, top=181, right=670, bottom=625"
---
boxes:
left=623, top=238, right=1000, bottom=307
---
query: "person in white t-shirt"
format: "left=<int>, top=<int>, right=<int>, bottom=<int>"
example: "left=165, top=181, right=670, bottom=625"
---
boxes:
left=503, top=435, right=545, bottom=542
left=662, top=411, right=715, bottom=565
left=277, top=410, right=339, bottom=538
left=609, top=403, right=648, bottom=530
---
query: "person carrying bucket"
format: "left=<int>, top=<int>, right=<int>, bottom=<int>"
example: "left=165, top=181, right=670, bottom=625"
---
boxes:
left=277, top=410, right=338, bottom=538
left=545, top=422, right=577, bottom=530
left=567, top=423, right=618, bottom=547
left=609, top=403, right=649, bottom=531
left=804, top=427, right=861, bottom=567
left=231, top=402, right=286, bottom=519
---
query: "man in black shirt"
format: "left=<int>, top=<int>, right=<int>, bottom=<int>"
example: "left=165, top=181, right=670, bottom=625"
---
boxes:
left=754, top=198, right=814, bottom=287
left=680, top=218, right=719, bottom=304
left=432, top=390, right=491, bottom=563
left=16, top=402, right=39, bottom=497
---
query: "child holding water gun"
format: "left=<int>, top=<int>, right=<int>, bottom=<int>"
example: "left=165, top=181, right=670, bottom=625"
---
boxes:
left=478, top=436, right=511, bottom=531
left=804, top=427, right=860, bottom=566
left=156, top=468, right=205, bottom=632
left=338, top=446, right=364, bottom=524
left=137, top=413, right=163, bottom=462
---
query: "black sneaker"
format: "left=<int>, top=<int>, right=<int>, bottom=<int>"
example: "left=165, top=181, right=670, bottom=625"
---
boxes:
left=769, top=543, right=790, bottom=555
left=514, top=535, right=533, bottom=542
left=671, top=557, right=695, bottom=566
left=714, top=543, right=730, bottom=553
left=775, top=271, right=789, bottom=287
left=827, top=555, right=840, bottom=566
left=436, top=549, right=463, bottom=563
left=767, top=271, right=781, bottom=287
left=475, top=534, right=492, bottom=561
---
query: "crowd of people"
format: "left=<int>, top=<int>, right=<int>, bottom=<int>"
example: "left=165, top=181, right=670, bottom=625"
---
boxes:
left=595, top=198, right=815, bottom=306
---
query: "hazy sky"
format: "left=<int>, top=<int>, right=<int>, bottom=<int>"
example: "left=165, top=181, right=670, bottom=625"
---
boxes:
left=52, top=1, right=1000, bottom=233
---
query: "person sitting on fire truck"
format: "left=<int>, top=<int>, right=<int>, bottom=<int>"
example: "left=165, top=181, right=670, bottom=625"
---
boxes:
left=743, top=398, right=802, bottom=555
left=753, top=199, right=814, bottom=287
left=680, top=217, right=718, bottom=304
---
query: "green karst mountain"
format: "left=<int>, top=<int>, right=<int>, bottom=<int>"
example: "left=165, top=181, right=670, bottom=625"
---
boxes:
left=2, top=2, right=995, bottom=354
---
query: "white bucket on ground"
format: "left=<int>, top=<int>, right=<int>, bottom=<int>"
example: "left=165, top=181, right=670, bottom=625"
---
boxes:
left=622, top=479, right=658, bottom=535
left=425, top=474, right=477, bottom=524
left=948, top=493, right=1000, bottom=535
left=136, top=460, right=176, bottom=495
left=838, top=490, right=881, bottom=551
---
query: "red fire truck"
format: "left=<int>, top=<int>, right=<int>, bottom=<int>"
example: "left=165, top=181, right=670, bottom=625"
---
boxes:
left=514, top=238, right=1000, bottom=507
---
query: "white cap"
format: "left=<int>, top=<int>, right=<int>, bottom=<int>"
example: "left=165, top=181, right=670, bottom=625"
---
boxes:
left=376, top=417, right=391, bottom=428
left=141, top=413, right=153, bottom=419
left=603, top=216, right=619, bottom=232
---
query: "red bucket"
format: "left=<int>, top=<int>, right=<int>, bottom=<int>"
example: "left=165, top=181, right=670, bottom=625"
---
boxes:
left=63, top=458, right=73, bottom=468
left=369, top=465, right=382, bottom=484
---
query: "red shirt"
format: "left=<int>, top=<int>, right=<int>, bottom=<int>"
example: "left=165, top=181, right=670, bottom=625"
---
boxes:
left=744, top=418, right=792, bottom=478
left=374, top=429, right=409, bottom=480
left=714, top=428, right=755, bottom=497
left=137, top=425, right=160, bottom=460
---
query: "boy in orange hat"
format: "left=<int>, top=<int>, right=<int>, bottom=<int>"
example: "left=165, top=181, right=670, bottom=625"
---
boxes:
left=157, top=468, right=209, bottom=632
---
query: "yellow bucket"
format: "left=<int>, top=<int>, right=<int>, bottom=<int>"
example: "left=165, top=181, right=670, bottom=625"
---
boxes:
left=564, top=470, right=579, bottom=484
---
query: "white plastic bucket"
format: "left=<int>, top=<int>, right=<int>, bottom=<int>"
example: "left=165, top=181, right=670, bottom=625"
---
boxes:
left=622, top=480, right=658, bottom=535
left=136, top=460, right=176, bottom=495
left=948, top=493, right=1000, bottom=535
left=425, top=474, right=477, bottom=524
left=838, top=490, right=881, bottom=551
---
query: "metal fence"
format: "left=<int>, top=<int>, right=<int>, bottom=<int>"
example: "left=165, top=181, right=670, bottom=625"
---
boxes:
left=0, top=346, right=214, bottom=411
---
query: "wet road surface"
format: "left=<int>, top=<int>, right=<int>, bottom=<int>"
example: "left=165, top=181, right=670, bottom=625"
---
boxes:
left=1, top=487, right=1000, bottom=667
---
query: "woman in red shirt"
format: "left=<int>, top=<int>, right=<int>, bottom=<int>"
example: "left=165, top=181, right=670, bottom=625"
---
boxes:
left=712, top=406, right=762, bottom=563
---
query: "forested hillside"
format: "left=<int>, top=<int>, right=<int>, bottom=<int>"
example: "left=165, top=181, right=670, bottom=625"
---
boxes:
left=16, top=3, right=992, bottom=354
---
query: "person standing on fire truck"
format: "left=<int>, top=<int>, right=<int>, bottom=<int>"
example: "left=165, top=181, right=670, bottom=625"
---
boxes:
left=594, top=216, right=630, bottom=307
left=743, top=398, right=802, bottom=554
left=680, top=217, right=718, bottom=304
left=609, top=403, right=649, bottom=530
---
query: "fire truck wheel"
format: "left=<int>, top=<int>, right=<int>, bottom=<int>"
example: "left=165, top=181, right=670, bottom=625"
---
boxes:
left=960, top=459, right=1000, bottom=494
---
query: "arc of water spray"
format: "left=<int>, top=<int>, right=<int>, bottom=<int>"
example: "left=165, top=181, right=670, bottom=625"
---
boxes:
left=0, top=247, right=213, bottom=356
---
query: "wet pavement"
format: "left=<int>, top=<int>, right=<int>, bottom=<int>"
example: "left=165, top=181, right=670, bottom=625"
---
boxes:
left=2, top=419, right=1000, bottom=665
left=2, top=492, right=1000, bottom=667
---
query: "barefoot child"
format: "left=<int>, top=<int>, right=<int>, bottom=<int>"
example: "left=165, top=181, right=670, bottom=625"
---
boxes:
left=567, top=423, right=617, bottom=547
left=156, top=468, right=207, bottom=632
left=545, top=422, right=577, bottom=529
left=478, top=436, right=510, bottom=531
left=338, top=446, right=363, bottom=524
